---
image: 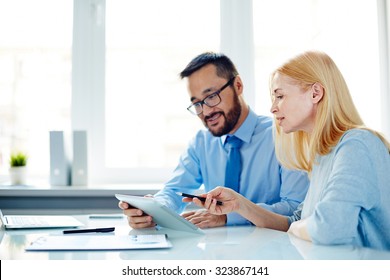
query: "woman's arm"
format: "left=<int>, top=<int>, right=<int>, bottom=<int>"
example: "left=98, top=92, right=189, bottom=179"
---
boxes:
left=189, top=186, right=290, bottom=231
left=287, top=219, right=311, bottom=241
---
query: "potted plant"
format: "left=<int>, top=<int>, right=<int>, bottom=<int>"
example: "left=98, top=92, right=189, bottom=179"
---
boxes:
left=9, top=152, right=28, bottom=185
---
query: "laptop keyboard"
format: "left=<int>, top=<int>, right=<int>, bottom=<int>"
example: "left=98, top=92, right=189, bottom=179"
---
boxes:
left=8, top=216, right=52, bottom=226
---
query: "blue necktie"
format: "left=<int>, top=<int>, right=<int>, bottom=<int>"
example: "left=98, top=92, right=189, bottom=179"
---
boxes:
left=224, top=135, right=243, bottom=192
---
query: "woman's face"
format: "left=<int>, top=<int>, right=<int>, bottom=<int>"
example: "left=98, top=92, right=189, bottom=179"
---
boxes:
left=270, top=73, right=320, bottom=134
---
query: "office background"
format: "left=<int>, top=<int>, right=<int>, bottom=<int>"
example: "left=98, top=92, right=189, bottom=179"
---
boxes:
left=0, top=0, right=389, bottom=187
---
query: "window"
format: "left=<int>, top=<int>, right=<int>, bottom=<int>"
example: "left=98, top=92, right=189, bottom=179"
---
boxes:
left=105, top=0, right=218, bottom=169
left=0, top=0, right=73, bottom=180
left=73, top=0, right=220, bottom=184
left=1, top=0, right=388, bottom=186
left=253, top=0, right=382, bottom=134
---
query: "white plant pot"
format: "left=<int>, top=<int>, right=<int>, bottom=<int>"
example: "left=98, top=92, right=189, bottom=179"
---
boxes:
left=9, top=166, right=27, bottom=185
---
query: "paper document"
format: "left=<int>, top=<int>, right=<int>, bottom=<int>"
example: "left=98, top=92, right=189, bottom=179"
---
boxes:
left=26, top=234, right=172, bottom=251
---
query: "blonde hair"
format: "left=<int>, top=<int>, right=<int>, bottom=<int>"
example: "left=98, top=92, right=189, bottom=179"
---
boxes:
left=270, top=50, right=390, bottom=173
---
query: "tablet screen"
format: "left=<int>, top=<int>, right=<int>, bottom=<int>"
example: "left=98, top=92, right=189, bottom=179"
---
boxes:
left=115, top=194, right=204, bottom=235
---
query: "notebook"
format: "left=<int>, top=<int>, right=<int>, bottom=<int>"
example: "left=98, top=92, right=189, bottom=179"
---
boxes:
left=26, top=234, right=172, bottom=251
left=0, top=209, right=84, bottom=229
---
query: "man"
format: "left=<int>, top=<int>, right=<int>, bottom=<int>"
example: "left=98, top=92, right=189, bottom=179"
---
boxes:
left=119, top=52, right=309, bottom=228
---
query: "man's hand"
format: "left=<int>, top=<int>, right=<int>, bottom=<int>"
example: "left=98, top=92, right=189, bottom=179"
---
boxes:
left=181, top=209, right=227, bottom=228
left=118, top=201, right=156, bottom=229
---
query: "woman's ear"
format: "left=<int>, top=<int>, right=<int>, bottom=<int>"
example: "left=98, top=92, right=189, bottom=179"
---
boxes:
left=311, top=82, right=324, bottom=104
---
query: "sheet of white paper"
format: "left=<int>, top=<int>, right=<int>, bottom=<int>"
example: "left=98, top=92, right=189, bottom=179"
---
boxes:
left=26, top=234, right=172, bottom=251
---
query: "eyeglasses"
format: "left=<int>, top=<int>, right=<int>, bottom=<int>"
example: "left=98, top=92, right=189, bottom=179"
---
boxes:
left=187, top=77, right=236, bottom=115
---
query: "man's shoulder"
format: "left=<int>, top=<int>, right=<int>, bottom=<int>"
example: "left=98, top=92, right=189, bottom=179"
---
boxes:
left=253, top=114, right=273, bottom=134
left=192, top=114, right=274, bottom=142
left=255, top=114, right=273, bottom=125
left=193, top=128, right=211, bottom=138
left=191, top=128, right=217, bottom=145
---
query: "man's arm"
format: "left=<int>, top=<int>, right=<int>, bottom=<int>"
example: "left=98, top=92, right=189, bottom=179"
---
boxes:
left=153, top=139, right=204, bottom=213
left=260, top=167, right=309, bottom=215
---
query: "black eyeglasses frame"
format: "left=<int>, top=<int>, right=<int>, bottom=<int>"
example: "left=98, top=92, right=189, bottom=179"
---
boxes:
left=187, top=76, right=236, bottom=115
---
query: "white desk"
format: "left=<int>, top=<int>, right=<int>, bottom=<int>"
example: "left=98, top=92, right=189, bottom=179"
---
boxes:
left=1, top=215, right=389, bottom=260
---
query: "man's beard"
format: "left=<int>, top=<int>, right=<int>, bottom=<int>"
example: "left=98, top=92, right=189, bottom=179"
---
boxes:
left=203, top=93, right=242, bottom=137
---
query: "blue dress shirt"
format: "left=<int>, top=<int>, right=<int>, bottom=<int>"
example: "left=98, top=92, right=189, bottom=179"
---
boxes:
left=154, top=109, right=309, bottom=225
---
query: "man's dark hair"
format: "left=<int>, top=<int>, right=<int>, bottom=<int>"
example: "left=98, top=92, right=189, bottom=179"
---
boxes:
left=180, top=52, right=239, bottom=80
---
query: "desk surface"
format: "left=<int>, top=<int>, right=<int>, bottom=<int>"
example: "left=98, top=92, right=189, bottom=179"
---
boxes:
left=1, top=215, right=389, bottom=260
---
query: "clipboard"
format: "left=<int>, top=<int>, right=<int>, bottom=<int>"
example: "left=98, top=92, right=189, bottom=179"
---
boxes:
left=26, top=234, right=172, bottom=251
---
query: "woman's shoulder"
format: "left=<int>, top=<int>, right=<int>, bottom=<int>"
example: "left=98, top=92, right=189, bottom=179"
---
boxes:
left=342, top=128, right=378, bottom=140
left=339, top=128, right=388, bottom=152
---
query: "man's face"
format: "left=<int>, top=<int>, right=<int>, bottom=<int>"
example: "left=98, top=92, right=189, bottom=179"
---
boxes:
left=187, top=64, right=241, bottom=137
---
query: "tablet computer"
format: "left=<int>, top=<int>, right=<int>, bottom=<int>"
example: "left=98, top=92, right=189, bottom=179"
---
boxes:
left=115, top=194, right=204, bottom=235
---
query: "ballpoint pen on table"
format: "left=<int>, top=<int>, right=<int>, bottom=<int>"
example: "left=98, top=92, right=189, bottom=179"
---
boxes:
left=63, top=227, right=115, bottom=234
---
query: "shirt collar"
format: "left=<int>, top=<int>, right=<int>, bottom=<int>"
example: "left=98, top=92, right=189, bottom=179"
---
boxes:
left=221, top=108, right=257, bottom=145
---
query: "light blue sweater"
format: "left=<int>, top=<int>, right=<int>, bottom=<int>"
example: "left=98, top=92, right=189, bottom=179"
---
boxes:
left=297, top=129, right=390, bottom=251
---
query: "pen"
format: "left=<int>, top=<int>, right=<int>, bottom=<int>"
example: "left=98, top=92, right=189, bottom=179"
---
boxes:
left=177, top=192, right=223, bottom=206
left=63, top=227, right=115, bottom=234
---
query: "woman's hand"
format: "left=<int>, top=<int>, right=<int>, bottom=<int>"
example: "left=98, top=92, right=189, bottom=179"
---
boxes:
left=185, top=186, right=242, bottom=215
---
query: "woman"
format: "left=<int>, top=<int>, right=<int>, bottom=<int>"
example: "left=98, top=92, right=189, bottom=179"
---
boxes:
left=187, top=50, right=390, bottom=250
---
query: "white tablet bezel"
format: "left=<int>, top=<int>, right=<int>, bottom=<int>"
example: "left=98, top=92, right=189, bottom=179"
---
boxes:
left=115, top=194, right=204, bottom=235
